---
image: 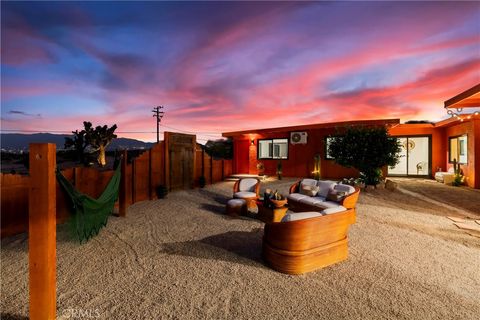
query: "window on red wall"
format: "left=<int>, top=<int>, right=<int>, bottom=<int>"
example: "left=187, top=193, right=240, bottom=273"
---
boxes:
left=258, top=139, right=288, bottom=159
left=449, top=135, right=468, bottom=164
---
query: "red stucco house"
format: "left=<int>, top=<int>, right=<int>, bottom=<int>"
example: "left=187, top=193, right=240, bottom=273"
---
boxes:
left=222, top=84, right=480, bottom=189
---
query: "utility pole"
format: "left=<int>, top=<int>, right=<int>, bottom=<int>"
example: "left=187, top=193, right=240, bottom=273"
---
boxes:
left=152, top=106, right=165, bottom=143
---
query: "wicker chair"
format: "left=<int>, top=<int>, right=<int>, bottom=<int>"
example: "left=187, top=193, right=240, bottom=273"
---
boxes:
left=263, top=209, right=356, bottom=274
left=233, top=178, right=260, bottom=209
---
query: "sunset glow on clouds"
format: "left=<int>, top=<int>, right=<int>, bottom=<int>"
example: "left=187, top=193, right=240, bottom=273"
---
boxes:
left=1, top=1, right=479, bottom=142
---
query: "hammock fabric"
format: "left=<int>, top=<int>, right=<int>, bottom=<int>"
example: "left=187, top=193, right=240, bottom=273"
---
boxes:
left=56, top=164, right=121, bottom=242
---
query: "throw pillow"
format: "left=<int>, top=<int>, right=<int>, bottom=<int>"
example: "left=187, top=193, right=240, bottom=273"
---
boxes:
left=326, top=189, right=347, bottom=202
left=300, top=185, right=320, bottom=197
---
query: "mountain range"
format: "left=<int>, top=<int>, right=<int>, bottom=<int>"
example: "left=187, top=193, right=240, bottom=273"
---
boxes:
left=1, top=133, right=155, bottom=152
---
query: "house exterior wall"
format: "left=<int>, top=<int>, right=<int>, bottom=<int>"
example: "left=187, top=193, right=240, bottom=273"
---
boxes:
left=475, top=119, right=480, bottom=189
left=227, top=119, right=479, bottom=189
left=389, top=124, right=446, bottom=177
left=443, top=119, right=478, bottom=188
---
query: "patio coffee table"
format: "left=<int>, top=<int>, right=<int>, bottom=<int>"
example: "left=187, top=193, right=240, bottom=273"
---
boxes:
left=256, top=199, right=289, bottom=223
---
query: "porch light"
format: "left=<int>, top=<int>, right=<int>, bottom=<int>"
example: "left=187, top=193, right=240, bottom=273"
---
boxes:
left=250, top=139, right=255, bottom=145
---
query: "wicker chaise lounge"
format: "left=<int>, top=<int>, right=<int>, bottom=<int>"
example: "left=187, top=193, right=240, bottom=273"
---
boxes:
left=262, top=179, right=360, bottom=275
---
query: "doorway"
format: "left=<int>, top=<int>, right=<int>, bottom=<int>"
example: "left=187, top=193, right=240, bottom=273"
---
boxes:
left=388, top=136, right=431, bottom=177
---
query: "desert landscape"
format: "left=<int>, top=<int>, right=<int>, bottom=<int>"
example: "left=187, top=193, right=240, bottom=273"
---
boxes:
left=2, top=178, right=479, bottom=320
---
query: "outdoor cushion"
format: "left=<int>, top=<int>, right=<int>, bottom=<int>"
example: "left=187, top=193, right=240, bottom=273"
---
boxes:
left=435, top=167, right=455, bottom=183
left=298, top=197, right=320, bottom=206
left=311, top=196, right=326, bottom=203
left=239, top=178, right=258, bottom=192
left=334, top=184, right=355, bottom=195
left=234, top=191, right=257, bottom=199
left=227, top=199, right=246, bottom=207
left=281, top=211, right=323, bottom=222
left=321, top=206, right=347, bottom=215
left=317, top=180, right=336, bottom=197
left=300, top=179, right=318, bottom=188
left=326, top=189, right=346, bottom=202
left=314, top=201, right=343, bottom=209
left=300, top=184, right=320, bottom=196
left=287, top=193, right=308, bottom=202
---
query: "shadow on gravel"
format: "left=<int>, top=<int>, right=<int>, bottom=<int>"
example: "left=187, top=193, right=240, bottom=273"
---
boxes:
left=1, top=313, right=29, bottom=320
left=161, top=229, right=265, bottom=267
left=197, top=189, right=230, bottom=205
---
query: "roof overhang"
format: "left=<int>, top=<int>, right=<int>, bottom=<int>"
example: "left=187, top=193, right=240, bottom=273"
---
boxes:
left=444, top=83, right=480, bottom=109
left=222, top=118, right=400, bottom=137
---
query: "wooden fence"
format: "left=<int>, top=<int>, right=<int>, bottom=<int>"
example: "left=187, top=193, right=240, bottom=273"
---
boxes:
left=1, top=142, right=232, bottom=238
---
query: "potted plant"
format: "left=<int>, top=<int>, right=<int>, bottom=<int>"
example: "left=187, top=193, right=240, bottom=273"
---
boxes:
left=265, top=190, right=287, bottom=208
left=156, top=185, right=168, bottom=199
left=256, top=162, right=265, bottom=176
left=452, top=159, right=464, bottom=186
left=199, top=176, right=206, bottom=188
left=276, top=160, right=283, bottom=180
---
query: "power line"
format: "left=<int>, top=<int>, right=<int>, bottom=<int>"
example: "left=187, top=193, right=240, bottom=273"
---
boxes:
left=159, top=124, right=222, bottom=138
left=0, top=129, right=159, bottom=134
left=0, top=128, right=224, bottom=139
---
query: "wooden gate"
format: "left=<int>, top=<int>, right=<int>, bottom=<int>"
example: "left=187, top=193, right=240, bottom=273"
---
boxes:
left=165, top=132, right=196, bottom=190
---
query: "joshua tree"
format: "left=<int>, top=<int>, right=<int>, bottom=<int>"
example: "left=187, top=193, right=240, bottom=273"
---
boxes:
left=84, top=122, right=118, bottom=166
left=64, top=129, right=88, bottom=165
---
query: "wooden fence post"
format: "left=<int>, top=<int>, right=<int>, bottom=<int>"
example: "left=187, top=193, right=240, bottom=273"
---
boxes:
left=148, top=149, right=152, bottom=200
left=210, top=155, right=213, bottom=185
left=222, top=159, right=225, bottom=181
left=132, top=157, right=136, bottom=204
left=202, top=149, right=205, bottom=179
left=29, top=143, right=56, bottom=320
left=119, top=150, right=127, bottom=217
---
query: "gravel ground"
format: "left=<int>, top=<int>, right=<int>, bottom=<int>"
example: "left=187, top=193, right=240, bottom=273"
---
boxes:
left=1, top=178, right=479, bottom=319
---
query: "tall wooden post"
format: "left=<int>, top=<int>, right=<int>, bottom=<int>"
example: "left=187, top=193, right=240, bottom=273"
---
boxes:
left=119, top=150, right=127, bottom=217
left=29, top=143, right=56, bottom=320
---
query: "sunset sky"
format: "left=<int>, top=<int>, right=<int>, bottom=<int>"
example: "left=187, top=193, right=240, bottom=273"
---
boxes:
left=1, top=1, right=479, bottom=142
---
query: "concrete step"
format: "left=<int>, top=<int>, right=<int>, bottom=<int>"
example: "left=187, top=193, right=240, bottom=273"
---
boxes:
left=225, top=174, right=265, bottom=181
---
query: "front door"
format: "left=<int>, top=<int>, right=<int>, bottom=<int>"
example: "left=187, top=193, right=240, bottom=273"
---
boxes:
left=388, top=136, right=431, bottom=176
left=234, top=140, right=250, bottom=174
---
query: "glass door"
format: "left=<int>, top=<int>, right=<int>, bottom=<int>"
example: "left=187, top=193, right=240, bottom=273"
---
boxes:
left=388, top=136, right=430, bottom=176
left=388, top=138, right=408, bottom=175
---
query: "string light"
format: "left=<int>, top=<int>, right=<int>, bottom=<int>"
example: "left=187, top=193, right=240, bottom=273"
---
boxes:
left=445, top=106, right=479, bottom=121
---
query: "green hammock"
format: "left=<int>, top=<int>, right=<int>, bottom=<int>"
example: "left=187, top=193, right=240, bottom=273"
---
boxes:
left=56, top=164, right=121, bottom=242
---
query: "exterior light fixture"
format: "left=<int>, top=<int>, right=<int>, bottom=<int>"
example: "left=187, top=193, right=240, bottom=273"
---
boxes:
left=250, top=139, right=255, bottom=145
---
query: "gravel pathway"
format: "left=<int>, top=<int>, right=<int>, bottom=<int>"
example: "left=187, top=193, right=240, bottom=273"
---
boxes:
left=1, top=178, right=479, bottom=319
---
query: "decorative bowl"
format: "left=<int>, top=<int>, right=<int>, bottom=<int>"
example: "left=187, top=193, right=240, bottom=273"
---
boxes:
left=270, top=199, right=287, bottom=208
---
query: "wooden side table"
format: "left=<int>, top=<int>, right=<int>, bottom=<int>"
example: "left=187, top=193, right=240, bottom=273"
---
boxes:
left=257, top=201, right=288, bottom=223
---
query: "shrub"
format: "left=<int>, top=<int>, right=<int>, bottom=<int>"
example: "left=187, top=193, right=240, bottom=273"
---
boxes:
left=328, top=126, right=401, bottom=185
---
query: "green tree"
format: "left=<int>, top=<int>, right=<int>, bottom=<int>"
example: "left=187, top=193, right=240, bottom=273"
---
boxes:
left=204, top=138, right=233, bottom=159
left=328, top=126, right=401, bottom=185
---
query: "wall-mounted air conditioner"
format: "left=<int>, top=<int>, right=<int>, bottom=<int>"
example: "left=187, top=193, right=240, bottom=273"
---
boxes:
left=290, top=132, right=308, bottom=144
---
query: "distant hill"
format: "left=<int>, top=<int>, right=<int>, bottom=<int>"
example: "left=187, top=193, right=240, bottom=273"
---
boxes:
left=0, top=133, right=155, bottom=152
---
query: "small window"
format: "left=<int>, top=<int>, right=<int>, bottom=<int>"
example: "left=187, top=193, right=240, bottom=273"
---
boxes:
left=258, top=138, right=288, bottom=159
left=449, top=135, right=467, bottom=164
